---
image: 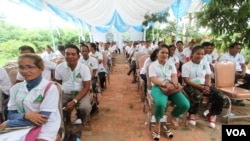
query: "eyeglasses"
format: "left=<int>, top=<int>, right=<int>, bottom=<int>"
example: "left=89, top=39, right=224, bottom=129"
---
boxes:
left=18, top=65, right=38, bottom=71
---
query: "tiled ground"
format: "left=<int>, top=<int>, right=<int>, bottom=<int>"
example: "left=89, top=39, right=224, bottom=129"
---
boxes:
left=81, top=54, right=250, bottom=141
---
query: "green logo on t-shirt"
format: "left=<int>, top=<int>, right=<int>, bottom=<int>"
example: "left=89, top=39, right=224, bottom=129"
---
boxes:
left=34, top=95, right=43, bottom=103
left=90, top=63, right=93, bottom=67
left=75, top=73, right=81, bottom=78
left=169, top=65, right=172, bottom=70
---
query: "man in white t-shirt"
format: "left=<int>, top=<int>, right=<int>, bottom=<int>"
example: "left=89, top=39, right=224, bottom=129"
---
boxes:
left=55, top=44, right=92, bottom=123
left=79, top=44, right=98, bottom=93
left=219, top=42, right=250, bottom=106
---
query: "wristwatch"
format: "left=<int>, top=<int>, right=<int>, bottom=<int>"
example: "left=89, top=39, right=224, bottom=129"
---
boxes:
left=73, top=98, right=78, bottom=104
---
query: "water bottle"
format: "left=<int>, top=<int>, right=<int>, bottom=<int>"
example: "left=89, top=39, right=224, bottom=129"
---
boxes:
left=223, top=112, right=235, bottom=118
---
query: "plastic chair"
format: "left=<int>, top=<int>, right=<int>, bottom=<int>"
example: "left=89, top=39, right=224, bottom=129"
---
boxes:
left=137, top=55, right=149, bottom=102
left=214, top=60, right=250, bottom=123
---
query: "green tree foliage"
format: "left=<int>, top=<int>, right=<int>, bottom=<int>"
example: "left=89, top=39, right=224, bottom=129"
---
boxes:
left=196, top=0, right=250, bottom=49
left=0, top=21, right=89, bottom=66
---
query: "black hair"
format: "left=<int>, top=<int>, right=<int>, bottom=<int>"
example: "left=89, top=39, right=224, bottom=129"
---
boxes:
left=191, top=45, right=204, bottom=55
left=90, top=42, right=99, bottom=52
left=210, top=42, right=215, bottom=46
left=58, top=45, right=65, bottom=51
left=150, top=49, right=158, bottom=61
left=65, top=44, right=80, bottom=55
left=201, top=42, right=211, bottom=47
left=79, top=42, right=85, bottom=46
left=80, top=44, right=89, bottom=51
left=229, top=42, right=240, bottom=49
left=176, top=40, right=183, bottom=45
left=168, top=45, right=176, bottom=49
left=18, top=45, right=35, bottom=53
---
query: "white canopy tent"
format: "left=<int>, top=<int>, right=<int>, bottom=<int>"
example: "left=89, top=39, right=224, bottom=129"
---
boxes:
left=1, top=0, right=210, bottom=46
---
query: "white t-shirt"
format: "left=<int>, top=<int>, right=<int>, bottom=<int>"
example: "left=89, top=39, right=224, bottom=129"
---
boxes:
left=149, top=60, right=177, bottom=85
left=168, top=55, right=180, bottom=66
left=174, top=49, right=185, bottom=63
left=55, top=62, right=91, bottom=94
left=41, top=52, right=55, bottom=61
left=79, top=56, right=98, bottom=77
left=8, top=79, right=61, bottom=140
left=183, top=48, right=192, bottom=59
left=182, top=60, right=212, bottom=85
left=203, top=54, right=213, bottom=64
left=16, top=59, right=56, bottom=81
left=53, top=50, right=64, bottom=59
left=140, top=57, right=152, bottom=75
left=219, top=53, right=245, bottom=72
left=210, top=50, right=218, bottom=61
left=0, top=67, right=12, bottom=95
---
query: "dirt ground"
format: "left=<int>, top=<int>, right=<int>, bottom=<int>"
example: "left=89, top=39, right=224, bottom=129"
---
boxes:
left=81, top=53, right=250, bottom=141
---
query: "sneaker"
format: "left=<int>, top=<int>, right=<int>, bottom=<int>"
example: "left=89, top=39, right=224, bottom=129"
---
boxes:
left=186, top=114, right=196, bottom=126
left=203, top=110, right=209, bottom=117
left=206, top=113, right=216, bottom=128
left=152, top=131, right=160, bottom=141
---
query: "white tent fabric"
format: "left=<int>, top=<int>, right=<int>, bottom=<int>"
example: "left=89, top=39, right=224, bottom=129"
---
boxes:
left=44, top=0, right=176, bottom=26
left=6, top=0, right=210, bottom=33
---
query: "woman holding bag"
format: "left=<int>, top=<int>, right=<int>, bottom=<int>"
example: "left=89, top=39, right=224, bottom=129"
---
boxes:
left=0, top=53, right=61, bottom=141
left=148, top=44, right=190, bottom=140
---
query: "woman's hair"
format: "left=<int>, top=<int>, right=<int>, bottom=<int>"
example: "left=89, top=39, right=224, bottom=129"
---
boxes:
left=18, top=54, right=44, bottom=70
left=18, top=45, right=35, bottom=53
left=65, top=44, right=80, bottom=55
left=46, top=45, right=54, bottom=52
left=90, top=43, right=99, bottom=51
left=150, top=49, right=159, bottom=61
left=191, top=45, right=204, bottom=55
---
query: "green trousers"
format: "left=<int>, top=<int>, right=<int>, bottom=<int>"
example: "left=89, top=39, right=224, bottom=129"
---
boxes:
left=151, top=85, right=190, bottom=121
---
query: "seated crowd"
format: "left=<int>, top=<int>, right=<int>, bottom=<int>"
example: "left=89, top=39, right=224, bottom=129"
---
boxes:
left=0, top=40, right=249, bottom=140
left=123, top=40, right=250, bottom=140
left=0, top=41, right=118, bottom=140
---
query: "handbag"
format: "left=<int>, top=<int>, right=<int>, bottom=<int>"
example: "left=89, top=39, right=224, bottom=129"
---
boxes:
left=160, top=80, right=183, bottom=96
left=25, top=82, right=53, bottom=141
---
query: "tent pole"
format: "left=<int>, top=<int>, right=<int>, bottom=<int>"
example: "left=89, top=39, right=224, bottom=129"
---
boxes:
left=49, top=17, right=56, bottom=51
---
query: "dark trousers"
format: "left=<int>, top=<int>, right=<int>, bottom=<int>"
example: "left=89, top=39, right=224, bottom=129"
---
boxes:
left=236, top=72, right=250, bottom=89
left=91, top=77, right=97, bottom=92
left=140, top=74, right=147, bottom=95
left=98, top=72, right=106, bottom=88
left=184, top=85, right=224, bottom=115
left=127, top=60, right=136, bottom=76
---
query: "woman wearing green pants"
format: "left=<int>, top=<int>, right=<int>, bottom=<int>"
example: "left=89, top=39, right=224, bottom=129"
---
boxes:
left=148, top=44, right=190, bottom=140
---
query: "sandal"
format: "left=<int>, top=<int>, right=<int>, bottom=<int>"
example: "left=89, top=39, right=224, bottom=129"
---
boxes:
left=152, top=131, right=160, bottom=141
left=163, top=125, right=174, bottom=139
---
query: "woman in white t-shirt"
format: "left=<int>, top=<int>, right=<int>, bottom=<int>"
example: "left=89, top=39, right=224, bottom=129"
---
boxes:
left=0, top=54, right=61, bottom=140
left=41, top=45, right=55, bottom=61
left=182, top=45, right=224, bottom=129
left=149, top=45, right=190, bottom=140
